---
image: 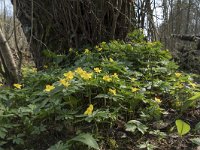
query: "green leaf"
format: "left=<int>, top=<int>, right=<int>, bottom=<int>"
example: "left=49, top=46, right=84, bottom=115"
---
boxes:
left=188, top=92, right=200, bottom=101
left=48, top=141, right=69, bottom=150
left=125, top=120, right=148, bottom=134
left=195, top=122, right=200, bottom=131
left=0, top=127, right=7, bottom=139
left=190, top=138, right=200, bottom=145
left=70, top=133, right=100, bottom=150
left=175, top=119, right=190, bottom=136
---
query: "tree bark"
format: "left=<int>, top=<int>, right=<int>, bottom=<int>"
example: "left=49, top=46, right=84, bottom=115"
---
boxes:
left=0, top=28, right=19, bottom=84
left=12, top=0, right=135, bottom=69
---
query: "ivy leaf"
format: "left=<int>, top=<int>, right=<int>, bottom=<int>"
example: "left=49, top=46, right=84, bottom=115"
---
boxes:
left=70, top=133, right=100, bottom=150
left=175, top=119, right=190, bottom=136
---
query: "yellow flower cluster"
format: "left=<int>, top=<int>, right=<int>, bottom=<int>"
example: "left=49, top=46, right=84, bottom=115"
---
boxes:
left=94, top=67, right=102, bottom=73
left=84, top=104, right=94, bottom=115
left=44, top=85, right=55, bottom=92
left=13, top=83, right=22, bottom=89
left=0, top=83, right=3, bottom=87
left=75, top=67, right=93, bottom=80
left=109, top=88, right=116, bottom=95
left=103, top=75, right=112, bottom=82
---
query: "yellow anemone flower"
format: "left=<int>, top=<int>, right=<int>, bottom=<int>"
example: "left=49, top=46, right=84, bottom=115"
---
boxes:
left=131, top=87, right=139, bottom=92
left=94, top=67, right=102, bottom=73
left=59, top=79, right=70, bottom=87
left=75, top=67, right=85, bottom=75
left=109, top=88, right=116, bottom=95
left=84, top=104, right=94, bottom=115
left=111, top=73, right=119, bottom=79
left=80, top=72, right=93, bottom=80
left=44, top=85, right=55, bottom=92
left=64, top=71, right=74, bottom=81
left=103, top=75, right=112, bottom=82
left=13, top=83, right=22, bottom=89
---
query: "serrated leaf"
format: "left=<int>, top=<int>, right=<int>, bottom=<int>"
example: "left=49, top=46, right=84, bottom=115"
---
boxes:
left=190, top=138, right=200, bottom=145
left=175, top=119, right=190, bottom=136
left=70, top=133, right=100, bottom=150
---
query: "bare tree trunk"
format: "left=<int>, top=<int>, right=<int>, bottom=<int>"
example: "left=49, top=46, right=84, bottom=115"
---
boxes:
left=0, top=28, right=19, bottom=84
left=184, top=0, right=192, bottom=34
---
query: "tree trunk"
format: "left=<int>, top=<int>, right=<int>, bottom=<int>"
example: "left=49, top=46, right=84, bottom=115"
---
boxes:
left=12, top=0, right=135, bottom=69
left=0, top=28, right=19, bottom=84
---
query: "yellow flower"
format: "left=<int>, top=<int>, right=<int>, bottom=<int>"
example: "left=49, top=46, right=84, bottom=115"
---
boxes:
left=64, top=71, right=74, bottom=81
left=95, top=45, right=102, bottom=51
left=94, top=67, right=102, bottom=73
left=59, top=79, right=70, bottom=87
left=13, top=83, right=22, bottom=89
left=111, top=73, right=119, bottom=79
left=84, top=49, right=90, bottom=54
left=109, top=88, right=116, bottom=95
left=84, top=104, right=94, bottom=115
left=155, top=97, right=162, bottom=104
left=131, top=87, right=139, bottom=92
left=81, top=72, right=93, bottom=80
left=103, top=75, right=112, bottom=82
left=175, top=72, right=182, bottom=77
left=0, top=83, right=3, bottom=87
left=44, top=85, right=55, bottom=92
left=75, top=67, right=85, bottom=75
left=189, top=82, right=197, bottom=88
left=109, top=58, right=114, bottom=62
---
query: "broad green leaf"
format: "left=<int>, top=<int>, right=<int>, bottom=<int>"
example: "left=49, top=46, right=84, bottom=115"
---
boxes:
left=190, top=138, right=200, bottom=145
left=70, top=133, right=100, bottom=150
left=125, top=123, right=137, bottom=133
left=175, top=119, right=190, bottom=136
left=125, top=120, right=148, bottom=134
